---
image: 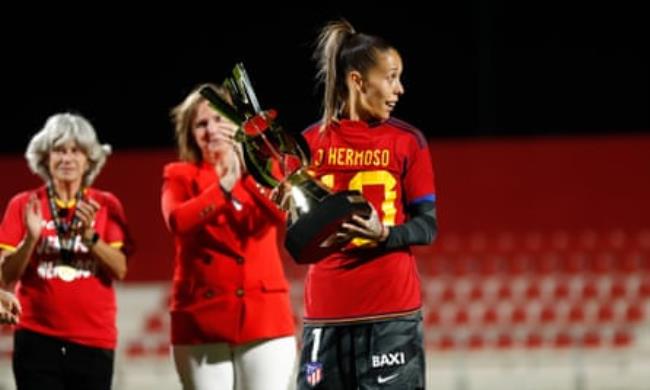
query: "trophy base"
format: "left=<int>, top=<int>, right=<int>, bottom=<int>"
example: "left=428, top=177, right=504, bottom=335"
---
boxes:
left=285, top=190, right=371, bottom=264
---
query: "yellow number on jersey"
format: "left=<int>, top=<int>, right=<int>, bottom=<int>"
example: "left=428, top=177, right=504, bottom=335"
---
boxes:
left=321, top=170, right=396, bottom=246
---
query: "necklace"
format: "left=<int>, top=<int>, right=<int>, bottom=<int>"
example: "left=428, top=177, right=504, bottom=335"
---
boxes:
left=46, top=183, right=84, bottom=264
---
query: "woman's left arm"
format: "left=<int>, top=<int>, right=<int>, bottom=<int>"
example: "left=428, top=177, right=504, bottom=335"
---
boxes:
left=77, top=198, right=128, bottom=280
left=341, top=200, right=437, bottom=248
left=241, top=175, right=286, bottom=224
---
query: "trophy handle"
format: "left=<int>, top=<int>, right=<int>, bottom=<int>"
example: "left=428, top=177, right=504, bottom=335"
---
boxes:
left=241, top=126, right=312, bottom=189
left=199, top=86, right=245, bottom=125
left=200, top=83, right=312, bottom=190
left=294, top=132, right=312, bottom=166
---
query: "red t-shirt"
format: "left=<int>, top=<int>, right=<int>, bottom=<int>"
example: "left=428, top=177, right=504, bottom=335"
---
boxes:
left=0, top=186, right=128, bottom=349
left=301, top=118, right=436, bottom=321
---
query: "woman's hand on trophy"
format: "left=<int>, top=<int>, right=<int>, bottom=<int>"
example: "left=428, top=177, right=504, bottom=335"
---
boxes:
left=270, top=181, right=293, bottom=211
left=340, top=205, right=389, bottom=243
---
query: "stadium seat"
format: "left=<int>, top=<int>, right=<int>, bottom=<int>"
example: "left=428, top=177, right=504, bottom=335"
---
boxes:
left=613, top=329, right=632, bottom=347
left=554, top=279, right=570, bottom=299
left=525, top=332, right=543, bottom=348
left=126, top=341, right=145, bottom=357
left=145, top=313, right=165, bottom=333
left=540, top=305, right=556, bottom=323
left=639, top=277, right=650, bottom=298
left=496, top=333, right=514, bottom=348
left=454, top=308, right=469, bottom=325
left=468, top=333, right=485, bottom=349
left=625, top=303, right=644, bottom=323
left=582, top=279, right=599, bottom=299
left=596, top=303, right=614, bottom=323
left=525, top=281, right=541, bottom=300
left=568, top=304, right=585, bottom=323
left=156, top=341, right=170, bottom=356
left=437, top=334, right=455, bottom=350
left=511, top=305, right=527, bottom=324
left=582, top=330, right=602, bottom=347
left=469, top=283, right=484, bottom=301
left=425, top=309, right=440, bottom=326
left=619, top=251, right=641, bottom=273
left=592, top=253, right=613, bottom=274
left=482, top=307, right=498, bottom=324
left=497, top=283, right=512, bottom=300
left=554, top=331, right=573, bottom=348
left=609, top=279, right=627, bottom=299
left=563, top=253, right=586, bottom=274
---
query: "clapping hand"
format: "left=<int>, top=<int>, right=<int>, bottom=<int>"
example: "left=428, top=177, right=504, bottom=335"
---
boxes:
left=24, top=193, right=43, bottom=241
left=75, top=198, right=100, bottom=240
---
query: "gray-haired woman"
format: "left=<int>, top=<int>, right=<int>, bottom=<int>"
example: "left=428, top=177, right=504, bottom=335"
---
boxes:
left=0, top=112, right=131, bottom=390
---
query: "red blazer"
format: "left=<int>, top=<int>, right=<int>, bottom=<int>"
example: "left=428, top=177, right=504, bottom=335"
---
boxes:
left=161, top=161, right=294, bottom=345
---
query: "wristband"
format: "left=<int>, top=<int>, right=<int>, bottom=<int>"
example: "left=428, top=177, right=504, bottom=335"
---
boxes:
left=83, top=231, right=100, bottom=248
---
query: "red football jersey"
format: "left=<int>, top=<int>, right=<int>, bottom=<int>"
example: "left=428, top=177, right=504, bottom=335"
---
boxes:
left=301, top=118, right=436, bottom=321
left=0, top=186, right=128, bottom=349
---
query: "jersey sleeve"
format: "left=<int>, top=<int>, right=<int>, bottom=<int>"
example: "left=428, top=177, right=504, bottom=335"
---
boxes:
left=403, top=137, right=436, bottom=206
left=100, top=192, right=131, bottom=252
left=0, top=193, right=27, bottom=252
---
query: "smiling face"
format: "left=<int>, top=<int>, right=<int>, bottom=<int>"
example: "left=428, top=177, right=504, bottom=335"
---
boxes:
left=48, top=139, right=89, bottom=186
left=192, top=100, right=238, bottom=164
left=349, top=48, right=405, bottom=122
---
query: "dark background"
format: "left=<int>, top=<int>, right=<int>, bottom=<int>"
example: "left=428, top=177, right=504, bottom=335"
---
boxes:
left=1, top=3, right=648, bottom=153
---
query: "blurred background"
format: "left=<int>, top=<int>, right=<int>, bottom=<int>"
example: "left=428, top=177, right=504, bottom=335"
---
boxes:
left=1, top=3, right=649, bottom=389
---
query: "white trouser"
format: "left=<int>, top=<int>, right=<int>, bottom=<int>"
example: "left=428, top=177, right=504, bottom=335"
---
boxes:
left=173, top=336, right=297, bottom=390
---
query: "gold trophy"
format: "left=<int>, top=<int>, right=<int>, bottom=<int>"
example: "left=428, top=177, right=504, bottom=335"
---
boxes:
left=200, top=64, right=370, bottom=264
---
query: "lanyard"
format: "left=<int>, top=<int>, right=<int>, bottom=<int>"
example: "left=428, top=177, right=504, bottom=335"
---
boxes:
left=45, top=184, right=84, bottom=264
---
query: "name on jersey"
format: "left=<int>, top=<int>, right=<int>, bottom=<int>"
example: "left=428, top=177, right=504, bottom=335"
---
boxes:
left=371, top=352, right=406, bottom=368
left=316, top=147, right=391, bottom=167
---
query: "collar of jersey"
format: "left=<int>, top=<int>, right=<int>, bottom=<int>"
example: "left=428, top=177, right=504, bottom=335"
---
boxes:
left=54, top=197, right=77, bottom=208
left=336, top=118, right=385, bottom=129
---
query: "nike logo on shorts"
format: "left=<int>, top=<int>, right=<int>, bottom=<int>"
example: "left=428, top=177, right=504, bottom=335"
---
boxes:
left=377, top=373, right=400, bottom=384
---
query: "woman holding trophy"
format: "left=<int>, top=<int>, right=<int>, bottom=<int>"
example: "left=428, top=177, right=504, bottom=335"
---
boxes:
left=296, top=20, right=438, bottom=389
left=162, top=84, right=296, bottom=390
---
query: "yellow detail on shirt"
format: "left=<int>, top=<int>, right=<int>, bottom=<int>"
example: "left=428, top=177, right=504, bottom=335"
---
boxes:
left=0, top=243, right=17, bottom=252
left=326, top=148, right=390, bottom=167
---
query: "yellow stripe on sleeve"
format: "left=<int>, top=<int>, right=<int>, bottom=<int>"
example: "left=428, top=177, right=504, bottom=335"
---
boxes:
left=108, top=241, right=124, bottom=249
left=0, top=243, right=17, bottom=252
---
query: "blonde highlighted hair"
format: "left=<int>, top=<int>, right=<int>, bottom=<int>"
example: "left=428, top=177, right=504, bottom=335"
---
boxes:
left=170, top=83, right=233, bottom=162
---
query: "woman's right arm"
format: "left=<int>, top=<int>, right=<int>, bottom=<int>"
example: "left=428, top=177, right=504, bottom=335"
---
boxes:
left=161, top=164, right=231, bottom=235
left=1, top=194, right=42, bottom=286
left=1, top=239, right=37, bottom=286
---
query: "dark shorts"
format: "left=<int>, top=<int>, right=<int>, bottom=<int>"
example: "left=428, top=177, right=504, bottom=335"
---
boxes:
left=297, top=312, right=425, bottom=390
left=13, top=329, right=114, bottom=390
